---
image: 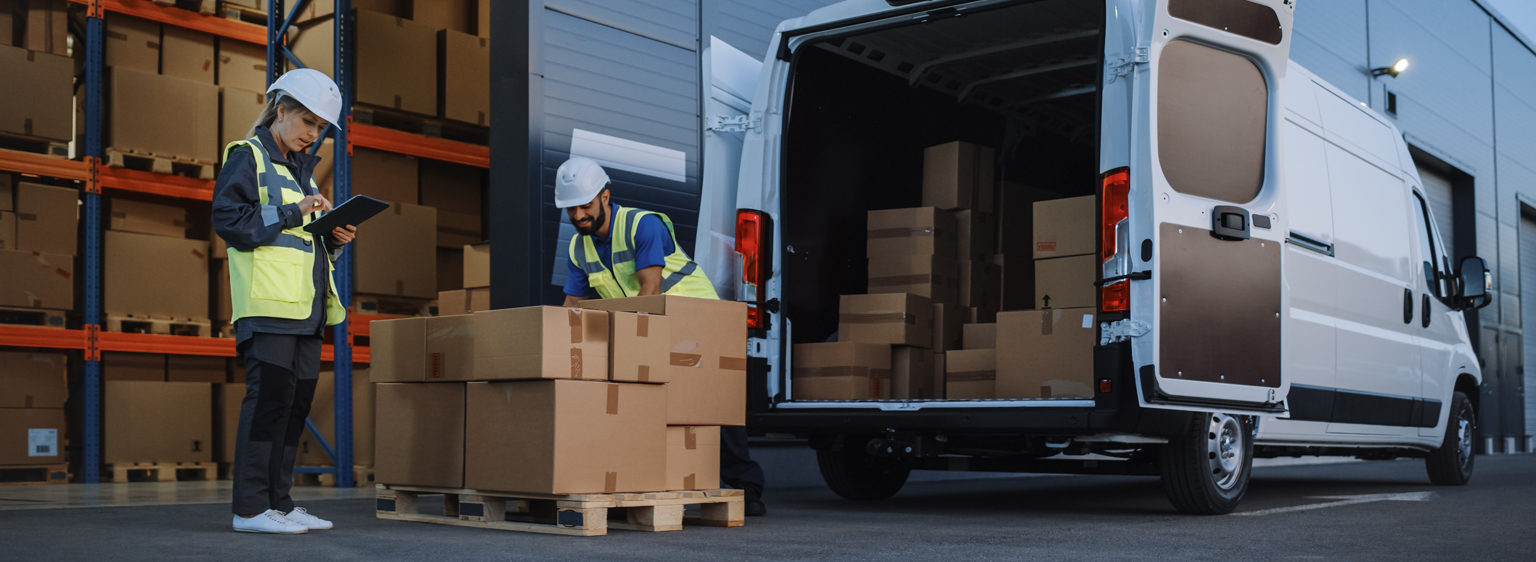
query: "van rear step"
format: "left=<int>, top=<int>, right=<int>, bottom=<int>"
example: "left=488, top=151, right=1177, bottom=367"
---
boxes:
left=376, top=484, right=744, bottom=537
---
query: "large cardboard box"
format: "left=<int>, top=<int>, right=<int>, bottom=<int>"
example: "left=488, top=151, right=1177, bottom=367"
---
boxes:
left=107, top=67, right=221, bottom=164
left=355, top=8, right=437, bottom=116
left=868, top=254, right=956, bottom=306
left=0, top=45, right=70, bottom=141
left=216, top=38, right=268, bottom=93
left=866, top=207, right=954, bottom=258
left=104, top=13, right=160, bottom=74
left=351, top=147, right=419, bottom=204
left=167, top=355, right=226, bottom=383
left=104, top=230, right=210, bottom=319
left=15, top=182, right=76, bottom=255
left=838, top=293, right=932, bottom=348
left=472, top=306, right=609, bottom=381
left=477, top=0, right=490, bottom=37
left=286, top=15, right=334, bottom=78
left=0, top=211, right=14, bottom=250
left=109, top=198, right=185, bottom=238
left=958, top=259, right=1000, bottom=310
left=415, top=0, right=477, bottom=33
left=931, top=302, right=966, bottom=351
left=945, top=349, right=995, bottom=399
left=666, top=426, right=720, bottom=491
left=104, top=381, right=213, bottom=463
left=996, top=308, right=1097, bottom=399
left=953, top=209, right=997, bottom=259
left=0, top=249, right=73, bottom=310
left=375, top=382, right=465, bottom=488
left=420, top=159, right=482, bottom=248
left=579, top=296, right=748, bottom=426
left=438, top=29, right=489, bottom=126
left=923, top=141, right=994, bottom=212
left=0, top=407, right=65, bottom=465
left=1033, top=195, right=1096, bottom=259
left=355, top=202, right=436, bottom=298
left=0, top=351, right=66, bottom=408
left=465, top=380, right=667, bottom=494
left=370, top=317, right=428, bottom=382
left=426, top=314, right=475, bottom=381
left=103, top=352, right=165, bottom=381
left=437, top=247, right=464, bottom=291
left=22, top=0, right=67, bottom=55
left=297, top=369, right=376, bottom=466
left=291, top=0, right=405, bottom=24
left=436, top=288, right=489, bottom=316
left=161, top=26, right=215, bottom=83
left=463, top=242, right=489, bottom=288
left=892, top=346, right=936, bottom=400
left=610, top=311, right=670, bottom=383
left=791, top=342, right=890, bottom=400
left=1034, top=254, right=1096, bottom=310
left=220, top=88, right=266, bottom=154
left=214, top=382, right=242, bottom=463
left=963, top=323, right=996, bottom=350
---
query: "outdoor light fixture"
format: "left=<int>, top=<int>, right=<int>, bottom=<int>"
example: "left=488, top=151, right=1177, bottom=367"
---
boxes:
left=1371, top=58, right=1409, bottom=78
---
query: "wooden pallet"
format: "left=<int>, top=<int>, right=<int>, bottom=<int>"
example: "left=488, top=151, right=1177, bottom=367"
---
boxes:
left=106, top=148, right=215, bottom=180
left=154, top=0, right=217, bottom=15
left=353, top=105, right=489, bottom=146
left=106, top=314, right=212, bottom=337
left=0, top=132, right=68, bottom=159
left=376, top=484, right=744, bottom=537
left=0, top=464, right=70, bottom=487
left=353, top=295, right=436, bottom=317
left=221, top=1, right=266, bottom=25
left=0, top=306, right=66, bottom=329
left=104, top=461, right=217, bottom=483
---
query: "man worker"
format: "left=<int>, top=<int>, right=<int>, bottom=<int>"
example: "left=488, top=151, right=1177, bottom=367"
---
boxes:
left=557, top=157, right=767, bottom=516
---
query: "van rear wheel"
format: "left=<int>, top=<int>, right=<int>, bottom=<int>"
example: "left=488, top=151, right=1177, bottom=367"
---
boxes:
left=816, top=442, right=911, bottom=501
left=1158, top=412, right=1254, bottom=515
left=1425, top=391, right=1476, bottom=485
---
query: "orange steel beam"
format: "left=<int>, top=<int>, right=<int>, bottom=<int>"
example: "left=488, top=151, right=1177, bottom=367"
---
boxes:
left=98, top=166, right=217, bottom=201
left=0, top=149, right=91, bottom=182
left=350, top=123, right=490, bottom=169
left=0, top=326, right=86, bottom=350
left=85, top=0, right=267, bottom=44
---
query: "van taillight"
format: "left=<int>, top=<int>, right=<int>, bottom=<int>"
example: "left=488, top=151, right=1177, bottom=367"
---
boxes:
left=1100, top=168, right=1130, bottom=312
left=735, top=209, right=774, bottom=330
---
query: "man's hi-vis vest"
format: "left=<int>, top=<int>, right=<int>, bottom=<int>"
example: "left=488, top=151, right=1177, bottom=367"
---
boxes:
left=569, top=205, right=718, bottom=300
left=223, top=138, right=346, bottom=326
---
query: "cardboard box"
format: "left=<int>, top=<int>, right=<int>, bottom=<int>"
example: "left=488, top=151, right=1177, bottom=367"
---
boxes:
left=579, top=296, right=748, bottom=425
left=866, top=207, right=955, bottom=258
left=426, top=314, right=475, bottom=381
left=291, top=0, right=405, bottom=24
left=161, top=26, right=215, bottom=83
left=23, top=0, right=67, bottom=55
left=610, top=311, right=670, bottom=383
left=15, top=181, right=76, bottom=255
left=103, top=352, right=166, bottom=381
left=0, top=44, right=71, bottom=141
left=791, top=342, right=890, bottom=400
left=838, top=293, right=932, bottom=348
left=892, top=346, right=936, bottom=400
left=666, top=426, right=720, bottom=491
left=355, top=202, right=436, bottom=298
left=963, top=323, right=996, bottom=350
left=969, top=306, right=997, bottom=324
left=104, top=13, right=160, bottom=74
left=945, top=349, right=995, bottom=399
left=1034, top=254, right=1096, bottom=310
left=104, top=381, right=213, bottom=463
left=0, top=407, right=64, bottom=465
left=463, top=242, right=489, bottom=288
left=107, top=66, right=221, bottom=164
left=104, top=230, right=210, bottom=319
left=297, top=369, right=376, bottom=466
left=438, top=29, right=489, bottom=125
left=370, top=317, right=427, bottom=382
left=0, top=249, right=72, bottom=310
left=215, top=382, right=242, bottom=463
left=356, top=8, right=437, bottom=116
left=216, top=39, right=267, bottom=93
left=215, top=259, right=231, bottom=322
left=932, top=302, right=966, bottom=351
left=1033, top=196, right=1096, bottom=259
left=478, top=0, right=490, bottom=37
left=958, top=259, right=1001, bottom=310
left=465, top=380, right=667, bottom=494
left=437, top=247, right=463, bottom=291
left=375, top=382, right=465, bottom=488
left=436, top=288, right=489, bottom=316
left=0, top=173, right=12, bottom=211
left=0, top=211, right=14, bottom=250
left=933, top=351, right=946, bottom=399
left=352, top=147, right=419, bottom=204
left=109, top=198, right=186, bottom=238
left=471, top=306, right=610, bottom=381
left=953, top=209, right=997, bottom=259
left=867, top=254, right=956, bottom=306
left=167, top=355, right=226, bottom=383
left=922, top=141, right=994, bottom=212
left=220, top=88, right=267, bottom=154
left=996, top=308, right=1097, bottom=399
left=415, top=0, right=477, bottom=33
left=286, top=15, right=334, bottom=77
left=0, top=351, right=66, bottom=408
left=421, top=159, right=482, bottom=248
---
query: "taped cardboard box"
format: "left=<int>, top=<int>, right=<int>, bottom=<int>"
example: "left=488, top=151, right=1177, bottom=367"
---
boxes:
left=104, top=230, right=209, bottom=319
left=463, top=242, right=489, bottom=288
left=1034, top=254, right=1097, bottom=310
left=291, top=0, right=406, bottom=24
left=922, top=141, right=995, bottom=212
left=963, top=323, right=996, bottom=350
left=0, top=407, right=64, bottom=465
left=355, top=202, right=436, bottom=298
left=426, top=314, right=475, bottom=381
left=285, top=15, right=334, bottom=78
left=355, top=8, right=437, bottom=116
left=420, top=159, right=482, bottom=248
left=104, top=381, right=213, bottom=463
left=369, top=317, right=428, bottom=382
left=868, top=254, right=956, bottom=306
left=610, top=311, right=670, bottom=383
left=167, top=355, right=226, bottom=383
left=220, top=88, right=266, bottom=155
left=866, top=207, right=955, bottom=258
left=666, top=426, right=720, bottom=491
left=472, top=306, right=610, bottom=381
left=15, top=181, right=76, bottom=255
left=375, top=382, right=464, bottom=488
left=0, top=249, right=73, bottom=310
left=436, top=288, right=489, bottom=316
left=107, top=66, right=221, bottom=164
left=0, top=211, right=14, bottom=250
left=109, top=198, right=186, bottom=238
left=161, top=25, right=215, bottom=84
left=791, top=342, right=890, bottom=400
left=22, top=0, right=67, bottom=55
left=0, top=44, right=72, bottom=141
left=103, top=352, right=165, bottom=381
left=217, top=37, right=267, bottom=93
left=438, top=29, right=489, bottom=126
left=945, top=348, right=995, bottom=399
left=579, top=295, right=748, bottom=426
left=892, top=346, right=936, bottom=400
left=1033, top=195, right=1096, bottom=259
left=0, top=351, right=66, bottom=408
left=953, top=209, right=997, bottom=259
left=958, top=259, right=1000, bottom=310
left=838, top=293, right=932, bottom=348
left=996, top=308, right=1096, bottom=399
left=103, top=13, right=160, bottom=74
left=298, top=369, right=376, bottom=466
left=464, top=380, right=666, bottom=494
left=414, top=0, right=477, bottom=33
left=931, top=302, right=966, bottom=352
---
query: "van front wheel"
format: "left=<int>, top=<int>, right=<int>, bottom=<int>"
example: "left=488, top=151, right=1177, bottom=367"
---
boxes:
left=1425, top=391, right=1476, bottom=485
left=1158, top=412, right=1254, bottom=515
left=816, top=442, right=911, bottom=501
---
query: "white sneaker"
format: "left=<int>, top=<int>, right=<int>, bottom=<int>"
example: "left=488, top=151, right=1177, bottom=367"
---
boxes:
left=282, top=507, right=333, bottom=530
left=233, top=510, right=308, bottom=534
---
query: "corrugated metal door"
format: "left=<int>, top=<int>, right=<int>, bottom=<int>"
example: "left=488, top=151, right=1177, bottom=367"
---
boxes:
left=1419, top=165, right=1455, bottom=257
left=1520, top=216, right=1536, bottom=436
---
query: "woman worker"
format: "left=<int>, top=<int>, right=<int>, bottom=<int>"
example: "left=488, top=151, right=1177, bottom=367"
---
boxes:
left=212, top=69, right=356, bottom=534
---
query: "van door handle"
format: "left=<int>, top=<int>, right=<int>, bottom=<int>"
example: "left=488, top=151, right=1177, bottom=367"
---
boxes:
left=1422, top=294, right=1431, bottom=328
left=1403, top=288, right=1413, bottom=324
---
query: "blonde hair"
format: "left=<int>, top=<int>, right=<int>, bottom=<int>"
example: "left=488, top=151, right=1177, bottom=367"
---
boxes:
left=246, top=91, right=315, bottom=139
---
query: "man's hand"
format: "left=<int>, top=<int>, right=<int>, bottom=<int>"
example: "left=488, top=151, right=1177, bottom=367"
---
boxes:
left=330, top=225, right=357, bottom=246
left=298, top=194, right=332, bottom=213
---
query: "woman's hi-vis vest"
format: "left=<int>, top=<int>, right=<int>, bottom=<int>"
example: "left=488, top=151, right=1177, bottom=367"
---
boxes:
left=569, top=205, right=718, bottom=300
left=222, top=138, right=346, bottom=326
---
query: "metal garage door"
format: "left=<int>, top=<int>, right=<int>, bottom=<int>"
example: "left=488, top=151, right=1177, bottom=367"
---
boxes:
left=1521, top=216, right=1536, bottom=438
left=1419, top=165, right=1455, bottom=257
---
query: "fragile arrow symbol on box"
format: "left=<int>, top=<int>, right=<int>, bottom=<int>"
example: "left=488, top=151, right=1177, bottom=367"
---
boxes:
left=1232, top=492, right=1434, bottom=516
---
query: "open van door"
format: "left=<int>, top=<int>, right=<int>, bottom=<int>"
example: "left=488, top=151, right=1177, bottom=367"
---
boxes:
left=1129, top=0, right=1294, bottom=411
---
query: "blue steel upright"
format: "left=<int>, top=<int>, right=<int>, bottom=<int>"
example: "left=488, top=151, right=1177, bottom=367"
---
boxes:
left=81, top=11, right=105, bottom=485
left=331, top=0, right=355, bottom=488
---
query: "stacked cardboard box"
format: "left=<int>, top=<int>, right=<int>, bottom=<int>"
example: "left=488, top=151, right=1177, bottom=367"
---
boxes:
left=104, top=380, right=213, bottom=465
left=0, top=351, right=67, bottom=468
left=0, top=1, right=71, bottom=145
left=0, top=180, right=76, bottom=310
left=439, top=242, right=489, bottom=315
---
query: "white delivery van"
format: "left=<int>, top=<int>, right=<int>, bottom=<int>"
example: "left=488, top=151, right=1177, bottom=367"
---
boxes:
left=717, top=0, right=1493, bottom=514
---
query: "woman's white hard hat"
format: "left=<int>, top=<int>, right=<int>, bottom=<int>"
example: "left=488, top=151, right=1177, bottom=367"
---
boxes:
left=266, top=69, right=342, bottom=125
left=555, top=157, right=611, bottom=209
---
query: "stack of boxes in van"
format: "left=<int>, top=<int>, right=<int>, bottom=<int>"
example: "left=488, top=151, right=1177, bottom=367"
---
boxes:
left=0, top=351, right=67, bottom=478
left=0, top=174, right=77, bottom=319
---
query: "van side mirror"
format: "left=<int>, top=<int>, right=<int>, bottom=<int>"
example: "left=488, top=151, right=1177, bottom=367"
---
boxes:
left=1456, top=256, right=1492, bottom=310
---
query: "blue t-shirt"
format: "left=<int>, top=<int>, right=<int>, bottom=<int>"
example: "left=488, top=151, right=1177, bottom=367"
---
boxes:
left=564, top=203, right=676, bottom=298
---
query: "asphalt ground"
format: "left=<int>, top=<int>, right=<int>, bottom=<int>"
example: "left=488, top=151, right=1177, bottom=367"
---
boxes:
left=3, top=454, right=1533, bottom=561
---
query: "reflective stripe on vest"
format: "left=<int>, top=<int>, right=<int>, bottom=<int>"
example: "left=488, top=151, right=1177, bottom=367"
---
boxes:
left=568, top=205, right=718, bottom=300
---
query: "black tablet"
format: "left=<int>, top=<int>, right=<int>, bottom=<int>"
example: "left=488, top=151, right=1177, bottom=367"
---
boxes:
left=302, top=195, right=391, bottom=236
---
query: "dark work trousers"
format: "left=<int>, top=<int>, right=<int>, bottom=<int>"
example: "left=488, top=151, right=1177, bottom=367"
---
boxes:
left=720, top=426, right=764, bottom=494
left=231, top=333, right=322, bottom=515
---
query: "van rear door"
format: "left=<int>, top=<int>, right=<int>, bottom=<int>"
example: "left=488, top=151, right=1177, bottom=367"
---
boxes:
left=1128, top=0, right=1294, bottom=410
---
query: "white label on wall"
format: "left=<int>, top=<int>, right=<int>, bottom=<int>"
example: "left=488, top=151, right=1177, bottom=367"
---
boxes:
left=570, top=128, right=687, bottom=183
left=29, top=429, right=56, bottom=457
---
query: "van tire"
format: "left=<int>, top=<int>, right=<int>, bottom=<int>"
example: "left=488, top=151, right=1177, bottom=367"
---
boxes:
left=1425, top=391, right=1476, bottom=486
left=1158, top=412, right=1253, bottom=515
left=816, top=445, right=910, bottom=501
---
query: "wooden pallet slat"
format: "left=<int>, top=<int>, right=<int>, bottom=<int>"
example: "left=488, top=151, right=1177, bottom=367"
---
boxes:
left=0, top=307, right=67, bottom=329
left=106, top=314, right=212, bottom=338
left=104, top=461, right=217, bottom=483
left=376, top=484, right=745, bottom=537
left=0, top=132, right=69, bottom=159
left=105, top=149, right=216, bottom=181
left=0, top=464, right=70, bottom=486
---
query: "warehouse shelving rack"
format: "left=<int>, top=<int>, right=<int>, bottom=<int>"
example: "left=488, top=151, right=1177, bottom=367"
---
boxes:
left=0, top=0, right=488, bottom=485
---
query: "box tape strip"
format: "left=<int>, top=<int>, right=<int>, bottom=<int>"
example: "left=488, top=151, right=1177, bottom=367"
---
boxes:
left=636, top=365, right=649, bottom=382
left=684, top=427, right=697, bottom=450
left=1041, top=310, right=1053, bottom=336
left=683, top=474, right=695, bottom=490
left=636, top=314, right=648, bottom=338
left=606, top=384, right=619, bottom=415
left=719, top=357, right=748, bottom=371
left=671, top=353, right=702, bottom=367
left=947, top=370, right=996, bottom=382
left=568, top=309, right=584, bottom=343
left=867, top=226, right=935, bottom=239
left=868, top=274, right=935, bottom=288
left=839, top=312, right=916, bottom=325
left=570, top=348, right=583, bottom=379
left=604, top=472, right=617, bottom=493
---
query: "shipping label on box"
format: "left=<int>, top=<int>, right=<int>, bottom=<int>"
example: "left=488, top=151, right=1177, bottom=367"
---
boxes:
left=996, top=308, right=1097, bottom=399
left=923, top=141, right=995, bottom=212
left=866, top=207, right=955, bottom=258
left=892, top=346, right=936, bottom=400
left=0, top=249, right=73, bottom=310
left=375, top=382, right=465, bottom=488
left=0, top=351, right=67, bottom=408
left=610, top=311, right=670, bottom=383
left=945, top=348, right=996, bottom=399
left=666, top=426, right=720, bottom=491
left=868, top=254, right=957, bottom=306
left=932, top=302, right=966, bottom=352
left=792, top=342, right=891, bottom=400
left=427, top=314, right=475, bottom=381
left=473, top=306, right=610, bottom=381
left=838, top=293, right=933, bottom=348
left=1033, top=196, right=1096, bottom=259
left=1035, top=254, right=1097, bottom=310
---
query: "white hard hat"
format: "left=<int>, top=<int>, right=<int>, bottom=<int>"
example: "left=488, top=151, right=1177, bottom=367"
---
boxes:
left=266, top=69, right=342, bottom=125
left=555, top=157, right=611, bottom=208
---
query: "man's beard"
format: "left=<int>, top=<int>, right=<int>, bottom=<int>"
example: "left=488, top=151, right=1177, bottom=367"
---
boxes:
left=574, top=204, right=607, bottom=236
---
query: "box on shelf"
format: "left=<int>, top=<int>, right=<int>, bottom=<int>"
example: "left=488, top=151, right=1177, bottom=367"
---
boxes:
left=867, top=254, right=956, bottom=306
left=477, top=0, right=489, bottom=37
left=104, top=381, right=213, bottom=463
left=0, top=45, right=70, bottom=142
left=161, top=26, right=215, bottom=84
left=107, top=66, right=221, bottom=164
left=792, top=342, right=891, bottom=400
left=0, top=211, right=14, bottom=250
left=923, top=141, right=995, bottom=212
left=463, top=242, right=489, bottom=288
left=996, top=308, right=1097, bottom=399
left=167, top=355, right=226, bottom=383
left=0, top=249, right=72, bottom=310
left=838, top=293, right=932, bottom=348
left=420, top=160, right=482, bottom=248
left=103, top=352, right=166, bottom=382
left=437, top=247, right=464, bottom=292
left=220, top=88, right=266, bottom=154
left=215, top=382, right=242, bottom=463
left=958, top=259, right=1000, bottom=310
left=963, top=323, right=997, bottom=350
left=1033, top=195, right=1096, bottom=259
left=375, top=382, right=465, bottom=488
left=109, top=198, right=186, bottom=238
left=866, top=207, right=955, bottom=258
left=0, top=407, right=64, bottom=465
left=438, top=29, right=489, bottom=126
left=892, top=347, right=936, bottom=400
left=298, top=369, right=377, bottom=466
left=15, top=182, right=76, bottom=256
left=351, top=147, right=419, bottom=204
left=370, top=317, right=428, bottom=382
left=355, top=8, right=437, bottom=116
left=104, top=230, right=210, bottom=319
left=609, top=311, right=670, bottom=383
left=953, top=209, right=997, bottom=259
left=216, top=39, right=268, bottom=94
left=1034, top=254, right=1096, bottom=310
left=945, top=348, right=995, bottom=400
left=103, top=13, right=160, bottom=74
left=215, top=260, right=231, bottom=323
left=355, top=202, right=436, bottom=299
left=22, top=0, right=68, bottom=56
left=414, top=0, right=477, bottom=33
left=666, top=426, right=720, bottom=491
left=473, top=306, right=609, bottom=381
left=0, top=351, right=66, bottom=408
left=292, top=0, right=406, bottom=24
left=932, top=302, right=966, bottom=351
left=436, top=288, right=489, bottom=316
left=426, top=314, right=475, bottom=381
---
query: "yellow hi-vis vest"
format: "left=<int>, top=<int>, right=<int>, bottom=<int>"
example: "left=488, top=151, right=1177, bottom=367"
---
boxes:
left=223, top=138, right=347, bottom=326
left=568, top=205, right=718, bottom=300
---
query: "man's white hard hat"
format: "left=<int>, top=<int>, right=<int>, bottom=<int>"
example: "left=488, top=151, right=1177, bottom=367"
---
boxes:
left=555, top=157, right=611, bottom=208
left=266, top=69, right=342, bottom=125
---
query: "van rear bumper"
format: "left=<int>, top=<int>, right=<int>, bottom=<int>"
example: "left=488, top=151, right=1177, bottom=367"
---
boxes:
left=751, top=404, right=1107, bottom=434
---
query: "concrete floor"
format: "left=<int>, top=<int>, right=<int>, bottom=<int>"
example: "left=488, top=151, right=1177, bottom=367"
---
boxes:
left=2, top=454, right=1532, bottom=560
